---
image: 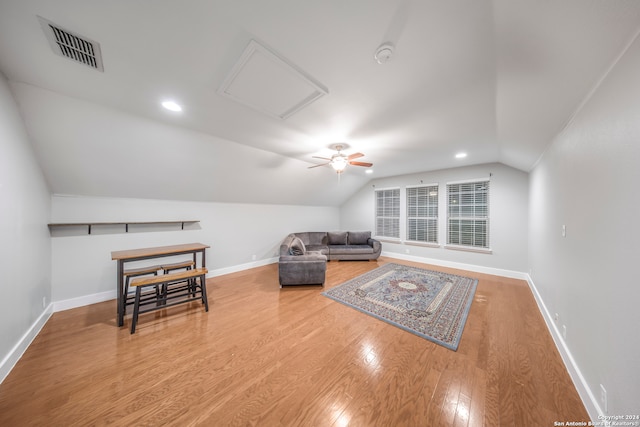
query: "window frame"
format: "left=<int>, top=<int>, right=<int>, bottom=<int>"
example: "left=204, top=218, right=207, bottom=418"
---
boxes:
left=374, top=187, right=401, bottom=241
left=405, top=183, right=439, bottom=246
left=446, top=179, right=491, bottom=253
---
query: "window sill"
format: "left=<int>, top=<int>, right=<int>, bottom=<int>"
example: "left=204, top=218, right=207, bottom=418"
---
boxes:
left=374, top=237, right=401, bottom=244
left=404, top=241, right=440, bottom=249
left=444, top=245, right=492, bottom=254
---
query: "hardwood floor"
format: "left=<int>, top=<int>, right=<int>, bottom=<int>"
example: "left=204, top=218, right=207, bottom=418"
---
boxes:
left=0, top=257, right=589, bottom=426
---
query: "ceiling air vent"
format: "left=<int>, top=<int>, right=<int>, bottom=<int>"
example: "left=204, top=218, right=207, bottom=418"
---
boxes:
left=38, top=16, right=104, bottom=72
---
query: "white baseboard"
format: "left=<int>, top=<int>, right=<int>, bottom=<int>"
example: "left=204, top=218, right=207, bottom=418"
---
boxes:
left=382, top=251, right=529, bottom=280
left=526, top=275, right=601, bottom=422
left=50, top=258, right=281, bottom=312
left=208, top=257, right=278, bottom=277
left=53, top=290, right=116, bottom=312
left=384, top=251, right=599, bottom=421
left=4, top=253, right=597, bottom=425
left=0, top=304, right=53, bottom=384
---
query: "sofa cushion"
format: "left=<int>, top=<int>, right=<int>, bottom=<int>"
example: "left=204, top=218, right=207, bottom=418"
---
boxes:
left=328, top=231, right=348, bottom=245
left=307, top=232, right=328, bottom=246
left=306, top=245, right=329, bottom=256
left=294, top=232, right=310, bottom=245
left=289, top=237, right=306, bottom=256
left=329, top=245, right=374, bottom=255
left=348, top=231, right=371, bottom=245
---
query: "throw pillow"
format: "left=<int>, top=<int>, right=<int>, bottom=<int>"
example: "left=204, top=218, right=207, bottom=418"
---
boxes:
left=348, top=231, right=371, bottom=245
left=289, top=237, right=306, bottom=256
left=328, top=231, right=348, bottom=245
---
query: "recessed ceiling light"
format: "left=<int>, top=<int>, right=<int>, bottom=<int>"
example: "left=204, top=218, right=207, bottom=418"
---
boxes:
left=161, top=100, right=182, bottom=112
left=365, top=169, right=373, bottom=174
left=455, top=152, right=467, bottom=159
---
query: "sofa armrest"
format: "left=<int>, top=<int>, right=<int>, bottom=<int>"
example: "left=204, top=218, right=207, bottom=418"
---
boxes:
left=368, top=238, right=382, bottom=255
left=278, top=252, right=327, bottom=286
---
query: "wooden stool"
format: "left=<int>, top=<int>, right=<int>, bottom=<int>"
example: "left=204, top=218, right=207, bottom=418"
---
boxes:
left=129, top=268, right=209, bottom=333
left=123, top=265, right=163, bottom=308
left=161, top=260, right=195, bottom=273
left=160, top=260, right=196, bottom=298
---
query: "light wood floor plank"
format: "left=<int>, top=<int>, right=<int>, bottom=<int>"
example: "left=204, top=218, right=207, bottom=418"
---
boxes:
left=0, top=257, right=589, bottom=426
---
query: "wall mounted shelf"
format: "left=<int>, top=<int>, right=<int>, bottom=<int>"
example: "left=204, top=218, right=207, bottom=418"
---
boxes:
left=47, top=220, right=200, bottom=235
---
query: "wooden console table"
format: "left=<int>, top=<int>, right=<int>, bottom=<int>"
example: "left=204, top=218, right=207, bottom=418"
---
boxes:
left=111, top=243, right=210, bottom=327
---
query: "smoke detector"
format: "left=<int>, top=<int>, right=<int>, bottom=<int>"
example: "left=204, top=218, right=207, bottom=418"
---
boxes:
left=374, top=42, right=395, bottom=64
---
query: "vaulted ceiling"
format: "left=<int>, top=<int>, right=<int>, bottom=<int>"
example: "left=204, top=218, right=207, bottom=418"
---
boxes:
left=1, top=0, right=639, bottom=206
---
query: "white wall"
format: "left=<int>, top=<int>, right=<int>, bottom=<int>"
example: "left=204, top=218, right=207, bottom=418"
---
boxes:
left=10, top=82, right=368, bottom=208
left=341, top=163, right=529, bottom=276
left=0, top=73, right=52, bottom=381
left=50, top=195, right=339, bottom=305
left=529, top=34, right=640, bottom=415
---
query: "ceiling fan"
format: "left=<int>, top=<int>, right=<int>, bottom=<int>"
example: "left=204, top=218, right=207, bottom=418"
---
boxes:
left=308, top=144, right=373, bottom=174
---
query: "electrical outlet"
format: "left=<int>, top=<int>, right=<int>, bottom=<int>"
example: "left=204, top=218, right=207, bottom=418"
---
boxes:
left=42, top=296, right=46, bottom=309
left=251, top=254, right=257, bottom=261
left=405, top=248, right=410, bottom=254
left=600, top=384, right=607, bottom=413
left=554, top=313, right=559, bottom=322
left=562, top=224, right=566, bottom=237
left=562, top=325, right=567, bottom=339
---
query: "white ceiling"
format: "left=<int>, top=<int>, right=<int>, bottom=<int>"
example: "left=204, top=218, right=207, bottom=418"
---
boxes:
left=1, top=0, right=639, bottom=206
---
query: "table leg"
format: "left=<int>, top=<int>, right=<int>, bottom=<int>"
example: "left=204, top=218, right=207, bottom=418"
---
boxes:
left=117, top=260, right=124, bottom=327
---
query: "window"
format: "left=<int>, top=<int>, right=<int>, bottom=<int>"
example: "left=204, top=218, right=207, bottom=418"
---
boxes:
left=447, top=180, right=490, bottom=249
left=406, top=185, right=438, bottom=244
left=375, top=188, right=400, bottom=239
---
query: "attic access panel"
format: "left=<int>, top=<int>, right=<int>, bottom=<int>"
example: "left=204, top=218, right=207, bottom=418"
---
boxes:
left=218, top=40, right=328, bottom=119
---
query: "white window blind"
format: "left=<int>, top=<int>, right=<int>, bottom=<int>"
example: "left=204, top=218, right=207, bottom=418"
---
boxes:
left=447, top=180, right=490, bottom=248
left=406, top=185, right=438, bottom=244
left=375, top=188, right=400, bottom=239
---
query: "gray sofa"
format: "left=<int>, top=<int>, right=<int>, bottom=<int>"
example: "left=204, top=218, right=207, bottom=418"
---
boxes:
left=278, top=231, right=381, bottom=287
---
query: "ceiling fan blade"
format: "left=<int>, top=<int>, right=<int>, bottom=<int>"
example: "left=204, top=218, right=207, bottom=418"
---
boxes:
left=312, top=156, right=332, bottom=161
left=349, top=161, right=373, bottom=167
left=347, top=152, right=364, bottom=160
left=308, top=162, right=330, bottom=169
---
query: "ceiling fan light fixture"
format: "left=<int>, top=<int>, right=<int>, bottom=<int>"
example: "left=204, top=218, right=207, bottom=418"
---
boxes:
left=331, top=156, right=348, bottom=172
left=308, top=143, right=371, bottom=175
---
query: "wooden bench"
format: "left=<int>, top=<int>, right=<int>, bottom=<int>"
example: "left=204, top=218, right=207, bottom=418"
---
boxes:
left=122, top=260, right=197, bottom=313
left=129, top=268, right=209, bottom=333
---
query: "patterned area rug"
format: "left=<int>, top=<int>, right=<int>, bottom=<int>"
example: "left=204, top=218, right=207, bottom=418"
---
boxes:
left=322, top=263, right=478, bottom=351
